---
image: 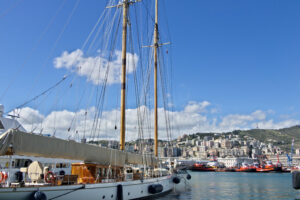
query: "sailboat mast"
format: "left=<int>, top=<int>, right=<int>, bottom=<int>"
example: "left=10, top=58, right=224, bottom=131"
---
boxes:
left=154, top=0, right=159, bottom=157
left=120, top=0, right=129, bottom=151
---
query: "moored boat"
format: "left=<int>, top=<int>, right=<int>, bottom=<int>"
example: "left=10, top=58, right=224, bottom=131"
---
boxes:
left=256, top=167, right=275, bottom=173
left=235, top=163, right=256, bottom=172
left=215, top=168, right=235, bottom=172
left=259, top=161, right=282, bottom=172
left=191, top=162, right=215, bottom=172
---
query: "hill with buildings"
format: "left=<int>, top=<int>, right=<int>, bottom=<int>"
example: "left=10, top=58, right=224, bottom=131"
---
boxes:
left=187, top=125, right=300, bottom=152
left=86, top=126, right=300, bottom=159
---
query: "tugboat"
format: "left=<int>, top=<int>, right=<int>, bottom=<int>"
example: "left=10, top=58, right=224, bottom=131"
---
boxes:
left=235, top=163, right=256, bottom=172
left=256, top=161, right=281, bottom=172
left=256, top=167, right=274, bottom=172
left=191, top=162, right=216, bottom=172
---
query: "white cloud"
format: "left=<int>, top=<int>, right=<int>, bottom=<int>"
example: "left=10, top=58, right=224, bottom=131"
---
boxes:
left=253, top=119, right=299, bottom=130
left=219, top=110, right=267, bottom=130
left=13, top=107, right=44, bottom=132
left=251, top=110, right=266, bottom=120
left=184, top=101, right=211, bottom=113
left=14, top=102, right=299, bottom=141
left=210, top=108, right=218, bottom=114
left=54, top=49, right=138, bottom=85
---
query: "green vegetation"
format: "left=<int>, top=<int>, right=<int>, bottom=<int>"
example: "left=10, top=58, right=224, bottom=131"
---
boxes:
left=239, top=126, right=300, bottom=151
left=187, top=125, right=300, bottom=152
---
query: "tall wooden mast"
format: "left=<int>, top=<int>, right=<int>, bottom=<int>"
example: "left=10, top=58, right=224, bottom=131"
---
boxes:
left=154, top=0, right=159, bottom=157
left=120, top=0, right=129, bottom=151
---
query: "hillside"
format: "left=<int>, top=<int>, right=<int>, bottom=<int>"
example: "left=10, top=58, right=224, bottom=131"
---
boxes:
left=190, top=125, right=300, bottom=152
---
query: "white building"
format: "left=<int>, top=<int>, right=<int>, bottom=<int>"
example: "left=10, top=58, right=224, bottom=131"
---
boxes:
left=217, top=157, right=256, bottom=167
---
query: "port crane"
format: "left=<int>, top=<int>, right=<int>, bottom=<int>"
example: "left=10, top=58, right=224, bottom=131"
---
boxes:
left=286, top=138, right=294, bottom=167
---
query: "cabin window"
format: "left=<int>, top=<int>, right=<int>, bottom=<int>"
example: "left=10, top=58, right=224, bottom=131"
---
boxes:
left=24, top=160, right=31, bottom=167
left=56, top=163, right=66, bottom=168
left=0, top=120, right=4, bottom=129
left=15, top=159, right=21, bottom=168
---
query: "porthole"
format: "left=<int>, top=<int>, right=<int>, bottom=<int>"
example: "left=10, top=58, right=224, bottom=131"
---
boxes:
left=128, top=192, right=130, bottom=196
left=102, top=195, right=105, bottom=199
left=141, top=190, right=143, bottom=193
left=111, top=194, right=113, bottom=198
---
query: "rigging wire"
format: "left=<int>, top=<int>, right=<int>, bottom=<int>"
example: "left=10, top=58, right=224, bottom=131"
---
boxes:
left=0, top=0, right=68, bottom=101
left=27, top=0, right=81, bottom=106
left=89, top=6, right=122, bottom=141
left=158, top=48, right=172, bottom=143
left=0, top=0, right=24, bottom=19
left=5, top=75, right=69, bottom=115
left=61, top=1, right=118, bottom=139
left=56, top=4, right=113, bottom=138
left=42, top=1, right=116, bottom=139
left=11, top=0, right=81, bottom=135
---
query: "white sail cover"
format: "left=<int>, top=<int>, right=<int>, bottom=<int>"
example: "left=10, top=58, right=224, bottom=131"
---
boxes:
left=0, top=129, right=158, bottom=167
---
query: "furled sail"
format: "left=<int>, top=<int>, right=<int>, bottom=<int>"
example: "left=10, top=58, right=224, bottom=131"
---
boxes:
left=0, top=129, right=158, bottom=167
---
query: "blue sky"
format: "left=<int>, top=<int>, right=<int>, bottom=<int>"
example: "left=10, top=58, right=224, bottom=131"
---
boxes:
left=0, top=0, right=299, bottom=139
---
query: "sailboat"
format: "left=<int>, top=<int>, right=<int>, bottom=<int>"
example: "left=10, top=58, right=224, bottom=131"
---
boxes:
left=0, top=0, right=191, bottom=199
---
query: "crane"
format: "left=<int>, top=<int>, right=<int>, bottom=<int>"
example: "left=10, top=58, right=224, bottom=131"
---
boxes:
left=286, top=138, right=294, bottom=168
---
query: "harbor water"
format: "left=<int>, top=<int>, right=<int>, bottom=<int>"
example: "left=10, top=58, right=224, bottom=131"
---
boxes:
left=158, top=171, right=300, bottom=200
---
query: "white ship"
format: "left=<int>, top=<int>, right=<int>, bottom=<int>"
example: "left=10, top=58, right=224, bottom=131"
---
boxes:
left=0, top=0, right=191, bottom=199
left=0, top=128, right=190, bottom=200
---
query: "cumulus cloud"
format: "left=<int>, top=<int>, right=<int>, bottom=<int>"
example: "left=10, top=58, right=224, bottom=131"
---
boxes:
left=219, top=110, right=267, bottom=130
left=13, top=107, right=44, bottom=132
left=184, top=101, right=210, bottom=113
left=54, top=49, right=138, bottom=85
left=253, top=119, right=299, bottom=130
left=13, top=102, right=299, bottom=141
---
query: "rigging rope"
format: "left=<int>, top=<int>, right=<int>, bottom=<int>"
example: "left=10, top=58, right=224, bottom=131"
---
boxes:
left=0, top=0, right=24, bottom=19
left=5, top=75, right=68, bottom=114
left=0, top=0, right=68, bottom=101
